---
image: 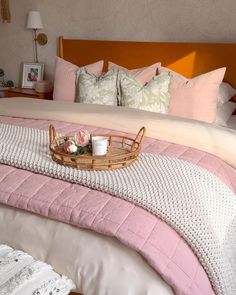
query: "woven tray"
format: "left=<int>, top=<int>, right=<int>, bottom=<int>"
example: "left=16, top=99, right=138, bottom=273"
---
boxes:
left=49, top=125, right=146, bottom=170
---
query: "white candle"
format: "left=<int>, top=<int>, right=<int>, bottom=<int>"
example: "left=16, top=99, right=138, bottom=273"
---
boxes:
left=92, top=136, right=108, bottom=156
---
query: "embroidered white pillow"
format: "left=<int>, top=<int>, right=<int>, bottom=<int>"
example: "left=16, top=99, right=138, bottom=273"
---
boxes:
left=119, top=70, right=171, bottom=113
left=76, top=68, right=118, bottom=106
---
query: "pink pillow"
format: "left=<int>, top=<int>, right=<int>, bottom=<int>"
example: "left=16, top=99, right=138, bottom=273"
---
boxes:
left=108, top=61, right=161, bottom=85
left=53, top=57, right=104, bottom=102
left=160, top=67, right=226, bottom=123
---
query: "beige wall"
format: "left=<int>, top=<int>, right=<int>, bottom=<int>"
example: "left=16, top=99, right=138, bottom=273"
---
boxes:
left=0, top=0, right=236, bottom=85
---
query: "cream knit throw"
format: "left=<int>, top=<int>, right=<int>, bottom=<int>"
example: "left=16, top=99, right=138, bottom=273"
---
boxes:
left=0, top=123, right=236, bottom=295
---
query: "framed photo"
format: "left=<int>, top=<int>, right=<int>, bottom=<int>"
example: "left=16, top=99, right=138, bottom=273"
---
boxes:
left=21, top=62, right=44, bottom=89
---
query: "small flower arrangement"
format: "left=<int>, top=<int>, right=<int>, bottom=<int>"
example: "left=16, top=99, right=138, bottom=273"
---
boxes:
left=63, top=129, right=91, bottom=155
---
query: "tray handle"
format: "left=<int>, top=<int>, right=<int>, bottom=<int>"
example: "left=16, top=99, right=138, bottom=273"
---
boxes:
left=131, top=126, right=146, bottom=151
left=49, top=124, right=56, bottom=145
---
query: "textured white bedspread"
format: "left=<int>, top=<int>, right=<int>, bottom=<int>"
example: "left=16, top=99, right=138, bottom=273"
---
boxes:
left=0, top=244, right=75, bottom=295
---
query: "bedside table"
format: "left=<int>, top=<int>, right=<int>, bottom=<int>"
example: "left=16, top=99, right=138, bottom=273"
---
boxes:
left=4, top=88, right=53, bottom=100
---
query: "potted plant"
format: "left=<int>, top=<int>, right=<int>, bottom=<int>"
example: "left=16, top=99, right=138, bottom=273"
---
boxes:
left=0, top=68, right=14, bottom=88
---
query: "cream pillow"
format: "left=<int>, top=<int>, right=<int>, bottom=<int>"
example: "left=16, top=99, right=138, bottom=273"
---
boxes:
left=76, top=68, right=118, bottom=106
left=119, top=70, right=171, bottom=113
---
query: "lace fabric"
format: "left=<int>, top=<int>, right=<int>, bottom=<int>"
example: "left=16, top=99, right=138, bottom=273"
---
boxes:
left=0, top=245, right=75, bottom=295
left=34, top=276, right=76, bottom=295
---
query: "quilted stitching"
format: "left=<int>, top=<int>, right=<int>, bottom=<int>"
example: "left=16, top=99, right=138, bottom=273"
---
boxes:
left=0, top=116, right=234, bottom=295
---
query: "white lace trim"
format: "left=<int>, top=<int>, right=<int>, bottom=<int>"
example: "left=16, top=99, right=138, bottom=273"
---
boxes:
left=34, top=276, right=75, bottom=295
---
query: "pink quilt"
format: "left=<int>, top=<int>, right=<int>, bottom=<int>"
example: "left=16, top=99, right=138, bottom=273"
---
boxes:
left=0, top=115, right=236, bottom=295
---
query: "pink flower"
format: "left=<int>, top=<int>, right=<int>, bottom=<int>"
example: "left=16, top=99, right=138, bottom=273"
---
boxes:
left=64, top=139, right=77, bottom=154
left=75, top=130, right=90, bottom=147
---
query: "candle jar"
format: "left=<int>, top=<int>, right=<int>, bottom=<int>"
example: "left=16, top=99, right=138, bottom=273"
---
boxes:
left=92, top=136, right=108, bottom=156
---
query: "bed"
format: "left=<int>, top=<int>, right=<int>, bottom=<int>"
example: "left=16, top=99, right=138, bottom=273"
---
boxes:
left=0, top=37, right=236, bottom=295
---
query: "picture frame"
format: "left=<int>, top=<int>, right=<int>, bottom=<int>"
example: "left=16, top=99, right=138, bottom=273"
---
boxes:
left=21, top=62, right=44, bottom=89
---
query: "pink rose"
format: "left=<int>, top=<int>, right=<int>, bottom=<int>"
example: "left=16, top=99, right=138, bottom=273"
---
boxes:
left=75, top=129, right=90, bottom=147
left=64, top=139, right=77, bottom=154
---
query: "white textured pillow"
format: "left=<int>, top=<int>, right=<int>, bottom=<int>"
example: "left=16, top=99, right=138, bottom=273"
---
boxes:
left=218, top=82, right=236, bottom=106
left=119, top=70, right=171, bottom=113
left=215, top=101, right=236, bottom=126
left=76, top=68, right=118, bottom=106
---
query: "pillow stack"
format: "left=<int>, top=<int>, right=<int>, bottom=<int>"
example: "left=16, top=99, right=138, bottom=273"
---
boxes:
left=75, top=61, right=171, bottom=113
left=52, top=56, right=236, bottom=125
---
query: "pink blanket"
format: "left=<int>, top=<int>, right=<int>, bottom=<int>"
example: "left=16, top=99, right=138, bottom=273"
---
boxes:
left=0, top=115, right=236, bottom=295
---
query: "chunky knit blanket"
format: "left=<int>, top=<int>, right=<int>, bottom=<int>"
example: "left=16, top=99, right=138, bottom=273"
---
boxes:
left=0, top=245, right=75, bottom=295
left=0, top=123, right=236, bottom=295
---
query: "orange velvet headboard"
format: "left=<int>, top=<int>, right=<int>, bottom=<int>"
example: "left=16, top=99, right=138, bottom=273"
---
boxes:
left=59, top=36, right=236, bottom=95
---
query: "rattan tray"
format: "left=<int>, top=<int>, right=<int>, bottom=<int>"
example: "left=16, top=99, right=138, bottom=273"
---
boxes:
left=49, top=125, right=146, bottom=170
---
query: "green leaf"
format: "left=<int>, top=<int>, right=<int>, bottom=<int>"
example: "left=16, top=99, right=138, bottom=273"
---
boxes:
left=74, top=145, right=87, bottom=155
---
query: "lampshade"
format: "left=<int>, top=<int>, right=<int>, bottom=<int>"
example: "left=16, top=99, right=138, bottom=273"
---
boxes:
left=26, top=11, right=43, bottom=29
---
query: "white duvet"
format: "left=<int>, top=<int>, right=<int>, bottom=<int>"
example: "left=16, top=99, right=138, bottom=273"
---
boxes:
left=0, top=97, right=235, bottom=295
left=0, top=204, right=173, bottom=295
left=0, top=97, right=235, bottom=169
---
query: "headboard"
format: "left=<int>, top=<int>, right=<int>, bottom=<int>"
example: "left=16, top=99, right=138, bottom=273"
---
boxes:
left=59, top=36, right=236, bottom=94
